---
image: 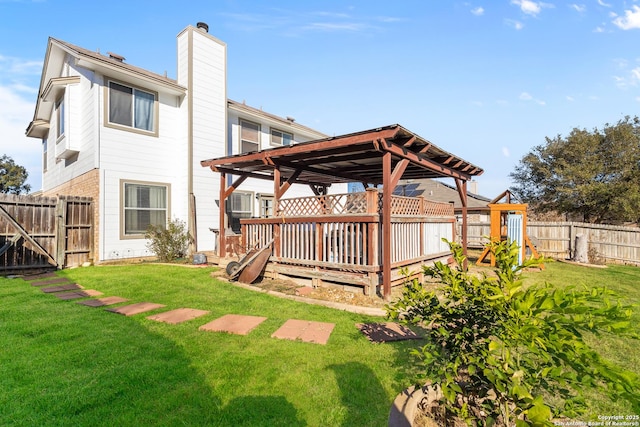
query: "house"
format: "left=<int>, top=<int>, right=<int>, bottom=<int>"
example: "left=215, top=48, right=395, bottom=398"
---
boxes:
left=25, top=22, right=345, bottom=263
left=395, top=179, right=491, bottom=221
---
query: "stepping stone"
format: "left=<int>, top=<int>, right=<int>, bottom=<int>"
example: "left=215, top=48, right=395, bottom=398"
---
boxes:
left=271, top=319, right=335, bottom=345
left=356, top=322, right=422, bottom=343
left=55, top=290, right=104, bottom=300
left=147, top=308, right=209, bottom=324
left=41, top=283, right=81, bottom=293
left=106, top=302, right=166, bottom=316
left=76, top=296, right=129, bottom=307
left=199, top=314, right=267, bottom=335
left=31, top=277, right=71, bottom=286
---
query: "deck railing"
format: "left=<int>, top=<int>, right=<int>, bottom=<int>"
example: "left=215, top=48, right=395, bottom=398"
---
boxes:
left=240, top=190, right=454, bottom=273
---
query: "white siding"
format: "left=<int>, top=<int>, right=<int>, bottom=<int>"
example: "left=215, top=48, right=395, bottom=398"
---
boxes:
left=42, top=60, right=98, bottom=190
left=180, top=27, right=227, bottom=251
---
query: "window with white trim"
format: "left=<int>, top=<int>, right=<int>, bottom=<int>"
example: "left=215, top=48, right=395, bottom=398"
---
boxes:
left=227, top=191, right=253, bottom=234
left=270, top=128, right=292, bottom=146
left=122, top=182, right=168, bottom=236
left=108, top=81, right=156, bottom=132
left=55, top=97, right=65, bottom=139
left=240, top=119, right=260, bottom=153
left=259, top=195, right=274, bottom=218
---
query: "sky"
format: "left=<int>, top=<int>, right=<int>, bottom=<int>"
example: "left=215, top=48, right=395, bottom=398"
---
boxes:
left=1, top=0, right=639, bottom=198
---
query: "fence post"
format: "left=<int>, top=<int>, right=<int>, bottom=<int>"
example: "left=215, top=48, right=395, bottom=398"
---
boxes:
left=55, top=197, right=66, bottom=269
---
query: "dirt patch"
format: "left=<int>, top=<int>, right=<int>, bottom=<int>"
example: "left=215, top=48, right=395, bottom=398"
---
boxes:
left=250, top=277, right=388, bottom=309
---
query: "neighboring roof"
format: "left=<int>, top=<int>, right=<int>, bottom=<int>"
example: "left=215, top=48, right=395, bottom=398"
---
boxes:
left=201, top=124, right=484, bottom=186
left=395, top=179, right=491, bottom=209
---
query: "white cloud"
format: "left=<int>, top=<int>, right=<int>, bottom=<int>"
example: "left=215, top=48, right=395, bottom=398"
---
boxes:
left=471, top=6, right=484, bottom=16
left=502, top=147, right=511, bottom=157
left=597, top=0, right=611, bottom=7
left=510, top=0, right=553, bottom=17
left=519, top=91, right=546, bottom=105
left=570, top=4, right=586, bottom=13
left=613, top=5, right=640, bottom=30
left=636, top=96, right=640, bottom=102
left=566, top=95, right=575, bottom=101
left=593, top=25, right=605, bottom=32
left=506, top=19, right=524, bottom=29
left=0, top=55, right=43, bottom=191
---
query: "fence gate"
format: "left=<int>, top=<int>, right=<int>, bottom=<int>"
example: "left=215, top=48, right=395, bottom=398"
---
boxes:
left=0, top=194, right=93, bottom=272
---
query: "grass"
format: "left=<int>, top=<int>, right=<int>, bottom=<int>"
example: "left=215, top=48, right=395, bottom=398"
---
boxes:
left=0, top=265, right=418, bottom=426
left=1, top=261, right=638, bottom=425
left=520, top=260, right=640, bottom=418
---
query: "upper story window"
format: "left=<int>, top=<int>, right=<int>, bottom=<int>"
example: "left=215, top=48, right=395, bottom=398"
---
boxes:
left=122, top=181, right=169, bottom=238
left=107, top=81, right=157, bottom=134
left=240, top=119, right=260, bottom=153
left=55, top=97, right=65, bottom=139
left=42, top=138, right=48, bottom=172
left=270, top=129, right=292, bottom=147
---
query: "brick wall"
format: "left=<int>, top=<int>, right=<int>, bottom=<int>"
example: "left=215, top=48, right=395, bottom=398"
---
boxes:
left=43, top=169, right=101, bottom=262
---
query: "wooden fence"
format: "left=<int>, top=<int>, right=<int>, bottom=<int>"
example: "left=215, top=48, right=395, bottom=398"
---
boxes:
left=0, top=194, right=93, bottom=271
left=459, top=221, right=640, bottom=265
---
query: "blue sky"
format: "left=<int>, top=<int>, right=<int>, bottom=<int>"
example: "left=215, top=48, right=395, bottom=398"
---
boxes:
left=1, top=0, right=639, bottom=197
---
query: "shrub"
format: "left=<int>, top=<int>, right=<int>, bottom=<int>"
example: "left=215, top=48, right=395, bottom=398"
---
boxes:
left=386, top=239, right=638, bottom=426
left=145, top=218, right=192, bottom=262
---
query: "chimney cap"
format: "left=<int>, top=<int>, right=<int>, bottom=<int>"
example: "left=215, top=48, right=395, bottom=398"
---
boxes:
left=196, top=22, right=209, bottom=32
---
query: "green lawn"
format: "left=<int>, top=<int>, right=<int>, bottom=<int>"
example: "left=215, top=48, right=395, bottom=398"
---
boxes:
left=0, top=261, right=638, bottom=426
left=0, top=265, right=418, bottom=426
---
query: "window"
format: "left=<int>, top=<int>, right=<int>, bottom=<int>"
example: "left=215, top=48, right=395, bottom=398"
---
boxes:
left=240, top=120, right=260, bottom=153
left=108, top=81, right=156, bottom=133
left=227, top=191, right=253, bottom=234
left=270, top=129, right=292, bottom=146
left=122, top=182, right=169, bottom=237
left=42, top=138, right=47, bottom=172
left=259, top=195, right=274, bottom=218
left=55, top=97, right=65, bottom=139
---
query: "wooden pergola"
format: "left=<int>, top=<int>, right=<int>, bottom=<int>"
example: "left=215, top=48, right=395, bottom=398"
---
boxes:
left=201, top=124, right=484, bottom=299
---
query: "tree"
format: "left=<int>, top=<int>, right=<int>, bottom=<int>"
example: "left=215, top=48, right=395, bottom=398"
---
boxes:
left=0, top=155, right=31, bottom=195
left=510, top=116, right=640, bottom=223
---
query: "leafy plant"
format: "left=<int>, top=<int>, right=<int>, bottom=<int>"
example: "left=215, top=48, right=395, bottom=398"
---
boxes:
left=386, top=239, right=639, bottom=426
left=145, top=218, right=192, bottom=262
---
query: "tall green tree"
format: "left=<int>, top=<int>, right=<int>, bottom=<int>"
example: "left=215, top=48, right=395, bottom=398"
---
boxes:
left=0, top=155, right=31, bottom=195
left=510, top=116, right=640, bottom=223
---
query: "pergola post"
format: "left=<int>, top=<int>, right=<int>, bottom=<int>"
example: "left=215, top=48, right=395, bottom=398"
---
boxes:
left=455, top=178, right=469, bottom=269
left=218, top=172, right=227, bottom=258
left=382, top=152, right=392, bottom=300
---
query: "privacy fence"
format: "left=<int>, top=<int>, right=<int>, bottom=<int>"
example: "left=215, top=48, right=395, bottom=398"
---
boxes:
left=0, top=194, right=93, bottom=271
left=461, top=221, right=640, bottom=265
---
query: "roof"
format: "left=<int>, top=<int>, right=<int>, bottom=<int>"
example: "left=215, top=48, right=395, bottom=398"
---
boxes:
left=395, top=179, right=491, bottom=209
left=201, top=124, right=484, bottom=186
left=26, top=36, right=187, bottom=138
left=227, top=100, right=328, bottom=140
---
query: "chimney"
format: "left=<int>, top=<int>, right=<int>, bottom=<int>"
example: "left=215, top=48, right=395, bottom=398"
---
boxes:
left=107, top=52, right=125, bottom=62
left=196, top=22, right=209, bottom=33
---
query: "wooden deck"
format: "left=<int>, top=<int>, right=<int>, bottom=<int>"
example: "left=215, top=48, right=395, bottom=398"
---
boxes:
left=228, top=190, right=455, bottom=296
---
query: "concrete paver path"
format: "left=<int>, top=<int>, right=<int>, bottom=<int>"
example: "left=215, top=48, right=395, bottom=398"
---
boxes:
left=199, top=314, right=267, bottom=335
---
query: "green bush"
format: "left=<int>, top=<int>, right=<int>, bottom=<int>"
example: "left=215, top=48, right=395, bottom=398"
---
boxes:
left=145, top=218, right=192, bottom=262
left=386, top=239, right=638, bottom=426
